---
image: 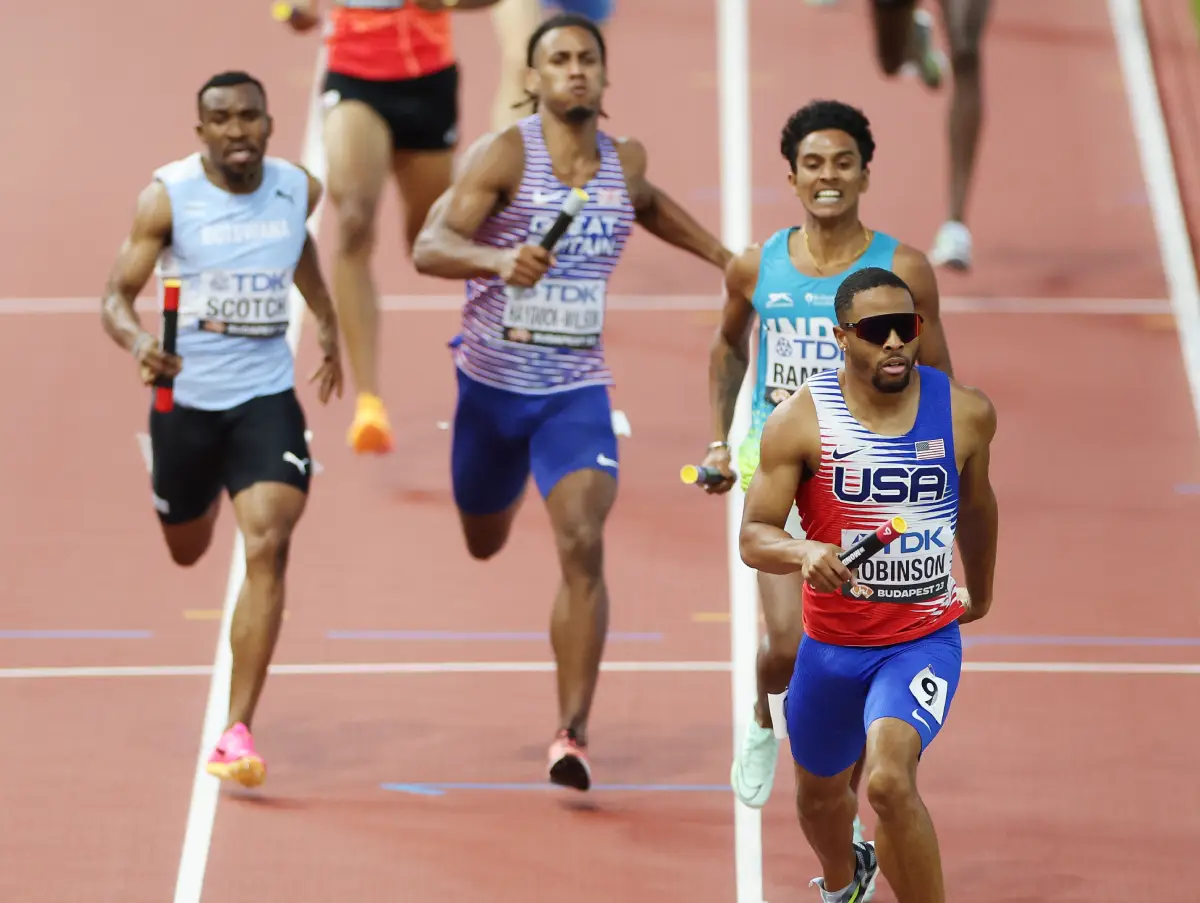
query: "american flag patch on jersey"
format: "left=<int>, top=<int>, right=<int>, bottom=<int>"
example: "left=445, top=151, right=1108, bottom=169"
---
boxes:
left=594, top=187, right=624, bottom=207
left=914, top=438, right=945, bottom=460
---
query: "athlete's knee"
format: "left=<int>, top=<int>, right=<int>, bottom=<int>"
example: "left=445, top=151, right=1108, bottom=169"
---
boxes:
left=553, top=516, right=605, bottom=579
left=950, top=44, right=981, bottom=77
left=330, top=193, right=378, bottom=255
left=545, top=470, right=614, bottom=579
left=763, top=611, right=804, bottom=662
left=795, top=770, right=854, bottom=822
left=759, top=574, right=804, bottom=664
left=242, top=522, right=294, bottom=577
left=864, top=757, right=919, bottom=819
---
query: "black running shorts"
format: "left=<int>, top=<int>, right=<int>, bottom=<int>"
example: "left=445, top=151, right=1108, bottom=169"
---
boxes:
left=149, top=389, right=311, bottom=525
left=322, top=64, right=459, bottom=152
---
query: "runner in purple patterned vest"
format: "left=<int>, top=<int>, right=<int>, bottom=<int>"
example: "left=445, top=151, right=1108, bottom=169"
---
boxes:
left=413, top=12, right=731, bottom=791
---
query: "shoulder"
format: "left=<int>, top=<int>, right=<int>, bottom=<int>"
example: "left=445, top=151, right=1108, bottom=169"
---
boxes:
left=890, top=239, right=927, bottom=271
left=761, top=383, right=819, bottom=457
left=152, top=152, right=205, bottom=188
left=135, top=179, right=174, bottom=232
left=726, top=242, right=763, bottom=293
left=889, top=241, right=940, bottom=308
left=949, top=378, right=997, bottom=444
left=458, top=125, right=527, bottom=187
left=464, top=125, right=524, bottom=162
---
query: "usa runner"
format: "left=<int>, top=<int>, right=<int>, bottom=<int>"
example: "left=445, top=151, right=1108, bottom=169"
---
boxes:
left=739, top=265, right=998, bottom=903
left=699, top=102, right=953, bottom=859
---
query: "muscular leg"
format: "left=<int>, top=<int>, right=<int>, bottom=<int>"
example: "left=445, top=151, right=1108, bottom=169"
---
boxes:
left=738, top=568, right=868, bottom=822
left=731, top=569, right=804, bottom=807
left=150, top=403, right=224, bottom=565
left=490, top=0, right=542, bottom=131
left=450, top=371, right=533, bottom=561
left=322, top=98, right=394, bottom=450
left=786, top=633, right=880, bottom=900
left=928, top=0, right=992, bottom=271
left=545, top=468, right=616, bottom=748
left=392, top=149, right=455, bottom=255
left=864, top=719, right=944, bottom=902
left=754, top=570, right=805, bottom=727
left=795, top=763, right=861, bottom=893
left=224, top=481, right=307, bottom=732
left=860, top=622, right=963, bottom=901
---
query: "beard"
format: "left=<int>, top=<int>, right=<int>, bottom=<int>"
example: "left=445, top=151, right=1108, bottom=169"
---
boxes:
left=871, top=366, right=913, bottom=393
left=564, top=104, right=597, bottom=124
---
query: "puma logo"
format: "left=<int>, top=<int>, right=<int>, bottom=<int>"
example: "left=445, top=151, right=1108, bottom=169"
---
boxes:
left=282, top=451, right=310, bottom=474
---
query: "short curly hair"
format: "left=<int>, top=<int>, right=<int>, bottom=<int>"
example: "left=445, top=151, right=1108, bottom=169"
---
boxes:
left=779, top=100, right=876, bottom=172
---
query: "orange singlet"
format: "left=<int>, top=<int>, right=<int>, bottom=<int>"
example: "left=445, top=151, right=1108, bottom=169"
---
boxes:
left=326, top=2, right=455, bottom=83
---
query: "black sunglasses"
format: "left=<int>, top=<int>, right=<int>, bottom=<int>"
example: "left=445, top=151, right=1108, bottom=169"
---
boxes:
left=841, top=312, right=923, bottom=346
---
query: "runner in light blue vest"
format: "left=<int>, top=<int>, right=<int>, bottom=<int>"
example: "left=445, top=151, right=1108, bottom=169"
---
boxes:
left=100, top=70, right=343, bottom=790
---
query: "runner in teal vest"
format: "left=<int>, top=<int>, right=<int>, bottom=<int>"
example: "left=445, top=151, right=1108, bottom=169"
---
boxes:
left=697, top=101, right=955, bottom=884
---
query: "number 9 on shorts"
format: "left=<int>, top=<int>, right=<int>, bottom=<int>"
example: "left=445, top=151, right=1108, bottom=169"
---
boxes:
left=909, top=665, right=949, bottom=725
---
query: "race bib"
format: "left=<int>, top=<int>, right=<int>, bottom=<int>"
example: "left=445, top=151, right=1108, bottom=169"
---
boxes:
left=183, top=269, right=294, bottom=339
left=908, top=665, right=949, bottom=724
left=762, top=330, right=843, bottom=407
left=839, top=522, right=953, bottom=605
left=502, top=278, right=605, bottom=349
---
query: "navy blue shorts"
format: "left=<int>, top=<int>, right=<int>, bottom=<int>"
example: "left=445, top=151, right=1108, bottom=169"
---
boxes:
left=450, top=367, right=618, bottom=516
left=785, top=621, right=963, bottom=778
left=542, top=0, right=614, bottom=24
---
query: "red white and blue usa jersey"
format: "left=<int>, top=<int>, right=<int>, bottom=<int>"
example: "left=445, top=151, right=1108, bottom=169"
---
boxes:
left=795, top=366, right=967, bottom=646
left=451, top=114, right=636, bottom=395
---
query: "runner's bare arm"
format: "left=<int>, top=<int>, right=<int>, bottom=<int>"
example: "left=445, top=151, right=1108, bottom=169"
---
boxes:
left=710, top=246, right=759, bottom=444
left=101, top=180, right=172, bottom=354
left=952, top=383, right=998, bottom=623
left=894, top=243, right=954, bottom=376
left=616, top=137, right=733, bottom=270
left=293, top=234, right=339, bottom=332
left=411, top=129, right=525, bottom=280
left=292, top=171, right=337, bottom=326
left=740, top=393, right=829, bottom=574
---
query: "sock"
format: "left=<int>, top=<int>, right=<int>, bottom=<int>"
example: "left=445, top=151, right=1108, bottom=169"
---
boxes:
left=813, top=844, right=869, bottom=903
left=817, top=880, right=854, bottom=903
left=766, top=691, right=788, bottom=739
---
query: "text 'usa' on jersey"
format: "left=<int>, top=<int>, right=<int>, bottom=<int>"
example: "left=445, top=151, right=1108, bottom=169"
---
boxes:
left=153, top=153, right=310, bottom=412
left=796, top=366, right=967, bottom=647
left=748, top=227, right=900, bottom=437
left=453, top=114, right=636, bottom=397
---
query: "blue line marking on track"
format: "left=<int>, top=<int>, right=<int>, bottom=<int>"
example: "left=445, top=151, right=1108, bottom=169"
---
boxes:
left=328, top=630, right=663, bottom=642
left=963, top=634, right=1200, bottom=648
left=381, top=782, right=729, bottom=796
left=0, top=629, right=153, bottom=639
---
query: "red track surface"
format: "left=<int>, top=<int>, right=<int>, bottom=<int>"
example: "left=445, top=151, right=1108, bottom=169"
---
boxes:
left=1, top=1, right=1197, bottom=901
